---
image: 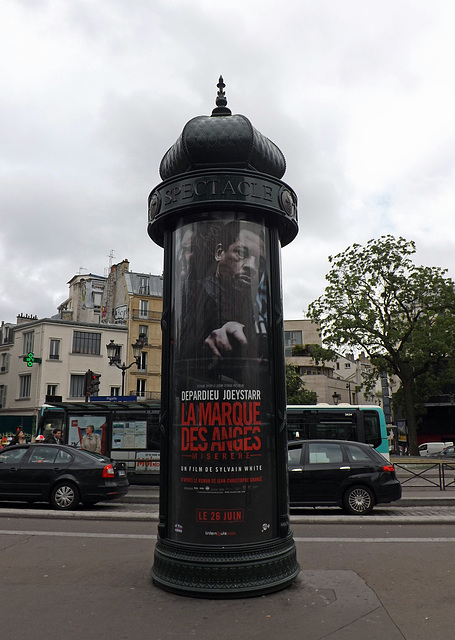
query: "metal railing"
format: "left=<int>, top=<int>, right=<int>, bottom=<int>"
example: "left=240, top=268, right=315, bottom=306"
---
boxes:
left=132, top=309, right=162, bottom=321
left=392, top=458, right=455, bottom=490
left=128, top=390, right=161, bottom=402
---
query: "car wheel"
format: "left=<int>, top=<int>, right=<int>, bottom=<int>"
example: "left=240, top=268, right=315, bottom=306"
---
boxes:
left=343, top=485, right=374, bottom=515
left=50, top=482, right=80, bottom=510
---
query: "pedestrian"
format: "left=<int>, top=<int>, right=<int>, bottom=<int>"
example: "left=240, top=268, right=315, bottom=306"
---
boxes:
left=9, top=428, right=27, bottom=446
left=81, top=425, right=101, bottom=453
left=45, top=428, right=63, bottom=444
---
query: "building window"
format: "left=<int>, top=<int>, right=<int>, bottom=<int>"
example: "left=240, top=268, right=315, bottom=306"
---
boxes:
left=0, top=385, right=6, bottom=408
left=284, top=330, right=303, bottom=357
left=19, top=375, right=31, bottom=398
left=93, top=291, right=102, bottom=312
left=72, top=331, right=101, bottom=355
left=110, top=386, right=121, bottom=396
left=1, top=352, right=9, bottom=372
left=69, top=374, right=85, bottom=398
left=139, top=300, right=149, bottom=319
left=139, top=277, right=150, bottom=295
left=1, top=326, right=13, bottom=344
left=345, top=363, right=351, bottom=369
left=47, top=384, right=58, bottom=396
left=49, top=339, right=60, bottom=360
left=138, top=351, right=147, bottom=371
left=23, top=331, right=34, bottom=355
left=138, top=325, right=148, bottom=342
left=137, top=379, right=146, bottom=397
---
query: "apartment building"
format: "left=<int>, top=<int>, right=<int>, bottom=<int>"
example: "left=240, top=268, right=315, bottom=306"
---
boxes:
left=0, top=314, right=127, bottom=435
left=284, top=319, right=375, bottom=405
left=100, top=260, right=163, bottom=400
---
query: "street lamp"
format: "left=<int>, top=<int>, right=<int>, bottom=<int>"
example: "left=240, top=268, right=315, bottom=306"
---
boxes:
left=106, top=338, right=144, bottom=396
left=332, top=392, right=341, bottom=405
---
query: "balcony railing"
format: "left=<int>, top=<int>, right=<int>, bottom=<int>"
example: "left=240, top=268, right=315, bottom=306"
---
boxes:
left=129, top=390, right=161, bottom=402
left=132, top=309, right=162, bottom=321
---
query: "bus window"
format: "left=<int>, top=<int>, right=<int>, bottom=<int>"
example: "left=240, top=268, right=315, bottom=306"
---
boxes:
left=287, top=411, right=358, bottom=442
left=314, top=420, right=357, bottom=441
left=363, top=411, right=381, bottom=449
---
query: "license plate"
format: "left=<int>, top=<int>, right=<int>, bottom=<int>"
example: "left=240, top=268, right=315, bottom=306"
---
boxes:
left=118, top=470, right=126, bottom=477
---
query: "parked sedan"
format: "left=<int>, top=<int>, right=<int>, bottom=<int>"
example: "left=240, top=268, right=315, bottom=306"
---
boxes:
left=288, top=439, right=401, bottom=514
left=0, top=444, right=128, bottom=509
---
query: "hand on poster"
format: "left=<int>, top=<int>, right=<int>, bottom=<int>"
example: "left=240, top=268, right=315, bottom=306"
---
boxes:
left=204, top=321, right=248, bottom=358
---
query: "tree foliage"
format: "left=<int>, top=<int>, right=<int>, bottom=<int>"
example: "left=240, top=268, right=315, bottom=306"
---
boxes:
left=285, top=364, right=318, bottom=405
left=291, top=343, right=337, bottom=363
left=307, top=235, right=455, bottom=454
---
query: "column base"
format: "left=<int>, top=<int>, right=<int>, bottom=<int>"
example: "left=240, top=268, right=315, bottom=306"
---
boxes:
left=151, top=534, right=300, bottom=598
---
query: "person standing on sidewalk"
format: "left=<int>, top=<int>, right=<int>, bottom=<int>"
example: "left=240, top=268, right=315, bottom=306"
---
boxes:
left=45, top=428, right=63, bottom=444
left=81, top=425, right=101, bottom=453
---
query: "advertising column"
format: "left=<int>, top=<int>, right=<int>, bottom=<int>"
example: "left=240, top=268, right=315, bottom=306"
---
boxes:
left=148, top=79, right=300, bottom=597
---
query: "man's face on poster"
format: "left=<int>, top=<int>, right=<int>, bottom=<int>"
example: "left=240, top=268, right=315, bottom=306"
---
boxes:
left=216, top=228, right=265, bottom=291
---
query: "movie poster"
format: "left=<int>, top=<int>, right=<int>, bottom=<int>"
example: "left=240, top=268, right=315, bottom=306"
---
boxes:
left=168, top=216, right=277, bottom=545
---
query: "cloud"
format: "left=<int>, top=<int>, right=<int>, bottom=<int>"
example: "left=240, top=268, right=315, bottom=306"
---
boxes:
left=2, top=0, right=455, bottom=326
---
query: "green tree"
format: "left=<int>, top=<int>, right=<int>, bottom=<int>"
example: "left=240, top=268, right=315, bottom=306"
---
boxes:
left=307, top=235, right=455, bottom=455
left=285, top=364, right=318, bottom=404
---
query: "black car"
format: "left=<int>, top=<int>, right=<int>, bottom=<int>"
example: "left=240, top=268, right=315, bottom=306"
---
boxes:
left=288, top=439, right=401, bottom=514
left=0, top=443, right=129, bottom=510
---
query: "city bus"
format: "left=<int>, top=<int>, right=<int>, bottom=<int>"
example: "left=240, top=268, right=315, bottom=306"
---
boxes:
left=37, top=400, right=161, bottom=483
left=286, top=404, right=390, bottom=459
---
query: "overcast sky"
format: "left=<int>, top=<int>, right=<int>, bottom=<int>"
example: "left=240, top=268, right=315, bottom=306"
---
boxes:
left=2, top=0, right=455, bottom=325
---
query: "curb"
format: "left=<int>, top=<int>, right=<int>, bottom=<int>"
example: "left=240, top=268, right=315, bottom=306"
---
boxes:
left=3, top=510, right=455, bottom=525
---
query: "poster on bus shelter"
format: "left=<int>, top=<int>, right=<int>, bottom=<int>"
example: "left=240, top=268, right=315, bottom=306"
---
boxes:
left=169, top=216, right=278, bottom=545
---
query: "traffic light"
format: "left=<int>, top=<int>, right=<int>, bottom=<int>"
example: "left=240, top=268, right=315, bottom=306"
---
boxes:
left=92, top=373, right=101, bottom=394
left=84, top=370, right=94, bottom=395
left=84, top=371, right=101, bottom=396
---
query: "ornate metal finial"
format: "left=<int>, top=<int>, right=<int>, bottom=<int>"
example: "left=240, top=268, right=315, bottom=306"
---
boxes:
left=216, top=76, right=227, bottom=107
left=212, top=75, right=231, bottom=116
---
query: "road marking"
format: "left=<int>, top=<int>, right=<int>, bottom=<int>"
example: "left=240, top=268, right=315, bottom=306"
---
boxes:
left=293, top=537, right=455, bottom=543
left=1, top=530, right=455, bottom=543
